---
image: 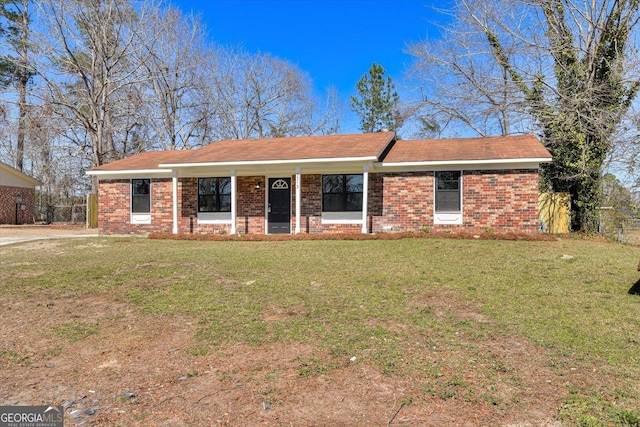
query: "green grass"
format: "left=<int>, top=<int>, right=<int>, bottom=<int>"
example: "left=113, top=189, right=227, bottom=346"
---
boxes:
left=1, top=235, right=639, bottom=424
left=51, top=322, right=99, bottom=343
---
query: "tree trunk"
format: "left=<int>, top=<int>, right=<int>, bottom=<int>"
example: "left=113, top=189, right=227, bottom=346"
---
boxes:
left=15, top=0, right=29, bottom=172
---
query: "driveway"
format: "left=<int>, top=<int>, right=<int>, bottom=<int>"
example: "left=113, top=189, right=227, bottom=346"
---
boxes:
left=0, top=225, right=98, bottom=246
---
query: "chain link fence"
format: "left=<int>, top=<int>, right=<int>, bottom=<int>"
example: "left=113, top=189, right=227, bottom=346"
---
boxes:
left=35, top=204, right=87, bottom=224
left=618, top=219, right=640, bottom=245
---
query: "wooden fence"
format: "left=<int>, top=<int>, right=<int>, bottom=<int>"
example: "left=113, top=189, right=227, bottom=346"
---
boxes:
left=538, top=192, right=570, bottom=234
left=86, top=193, right=98, bottom=228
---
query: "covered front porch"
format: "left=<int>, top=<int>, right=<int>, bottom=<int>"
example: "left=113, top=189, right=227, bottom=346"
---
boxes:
left=165, top=162, right=375, bottom=235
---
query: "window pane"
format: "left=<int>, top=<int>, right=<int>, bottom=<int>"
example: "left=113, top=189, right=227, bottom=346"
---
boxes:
left=323, top=194, right=343, bottom=212
left=132, top=179, right=149, bottom=196
left=218, top=178, right=231, bottom=195
left=435, top=191, right=460, bottom=212
left=322, top=174, right=364, bottom=212
left=436, top=171, right=460, bottom=190
left=322, top=175, right=343, bottom=193
left=198, top=177, right=231, bottom=212
left=132, top=179, right=150, bottom=213
left=435, top=171, right=461, bottom=212
left=198, top=178, right=211, bottom=195
left=219, top=194, right=231, bottom=212
left=198, top=195, right=213, bottom=212
left=346, top=174, right=363, bottom=192
left=346, top=192, right=363, bottom=211
left=132, top=196, right=150, bottom=213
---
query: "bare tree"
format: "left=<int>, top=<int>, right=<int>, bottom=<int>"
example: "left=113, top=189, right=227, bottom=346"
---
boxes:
left=35, top=0, right=158, bottom=190
left=205, top=46, right=339, bottom=141
left=409, top=0, right=640, bottom=231
left=138, top=6, right=213, bottom=150
left=408, top=0, right=530, bottom=137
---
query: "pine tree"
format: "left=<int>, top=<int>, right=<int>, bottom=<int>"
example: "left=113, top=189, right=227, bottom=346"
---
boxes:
left=350, top=63, right=403, bottom=134
left=0, top=0, right=32, bottom=171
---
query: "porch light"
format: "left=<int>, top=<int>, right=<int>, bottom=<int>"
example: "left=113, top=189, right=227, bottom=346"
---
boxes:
left=255, top=182, right=261, bottom=190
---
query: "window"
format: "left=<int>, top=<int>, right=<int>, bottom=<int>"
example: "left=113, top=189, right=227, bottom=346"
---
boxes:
left=322, top=174, right=363, bottom=212
left=131, top=179, right=150, bottom=213
left=435, top=171, right=461, bottom=212
left=198, top=177, right=231, bottom=212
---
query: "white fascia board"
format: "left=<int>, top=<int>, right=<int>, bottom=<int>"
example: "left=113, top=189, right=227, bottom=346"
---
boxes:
left=86, top=169, right=173, bottom=180
left=159, top=156, right=378, bottom=169
left=378, top=158, right=551, bottom=171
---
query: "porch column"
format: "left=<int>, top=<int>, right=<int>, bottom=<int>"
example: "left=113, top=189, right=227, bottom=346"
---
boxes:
left=230, top=169, right=237, bottom=234
left=172, top=170, right=179, bottom=234
left=361, top=165, right=369, bottom=234
left=295, top=167, right=301, bottom=234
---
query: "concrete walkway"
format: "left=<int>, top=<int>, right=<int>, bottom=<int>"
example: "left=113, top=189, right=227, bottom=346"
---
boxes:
left=0, top=225, right=98, bottom=246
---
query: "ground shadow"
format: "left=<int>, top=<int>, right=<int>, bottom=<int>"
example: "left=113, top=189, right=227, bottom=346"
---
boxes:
left=629, top=279, right=640, bottom=295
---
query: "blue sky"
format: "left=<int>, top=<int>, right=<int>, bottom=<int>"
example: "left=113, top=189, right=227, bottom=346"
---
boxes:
left=171, top=0, right=447, bottom=100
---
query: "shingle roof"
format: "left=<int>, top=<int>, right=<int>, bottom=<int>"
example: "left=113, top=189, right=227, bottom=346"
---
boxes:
left=90, top=132, right=396, bottom=171
left=164, top=132, right=397, bottom=164
left=89, top=150, right=190, bottom=171
left=88, top=133, right=551, bottom=172
left=382, top=134, right=551, bottom=163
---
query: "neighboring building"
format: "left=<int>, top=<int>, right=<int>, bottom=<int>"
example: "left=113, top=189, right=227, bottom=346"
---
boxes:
left=86, top=132, right=552, bottom=235
left=0, top=161, right=40, bottom=225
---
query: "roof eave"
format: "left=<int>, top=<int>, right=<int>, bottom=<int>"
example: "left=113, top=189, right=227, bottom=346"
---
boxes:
left=379, top=157, right=552, bottom=169
left=86, top=169, right=173, bottom=179
left=0, top=163, right=41, bottom=186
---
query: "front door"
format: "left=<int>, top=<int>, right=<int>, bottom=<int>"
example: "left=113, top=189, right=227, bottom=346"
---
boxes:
left=268, top=178, right=291, bottom=234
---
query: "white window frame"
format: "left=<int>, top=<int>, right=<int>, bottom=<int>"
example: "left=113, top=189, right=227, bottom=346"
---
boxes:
left=197, top=176, right=233, bottom=224
left=131, top=178, right=152, bottom=225
left=433, top=171, right=463, bottom=225
left=321, top=173, right=364, bottom=225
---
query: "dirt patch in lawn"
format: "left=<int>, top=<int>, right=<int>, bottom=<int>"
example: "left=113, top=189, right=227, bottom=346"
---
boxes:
left=1, top=284, right=626, bottom=427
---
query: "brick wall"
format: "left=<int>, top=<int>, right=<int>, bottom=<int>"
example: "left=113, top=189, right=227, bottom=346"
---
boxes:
left=373, top=169, right=540, bottom=234
left=295, top=174, right=382, bottom=234
left=373, top=172, right=433, bottom=233
left=98, top=178, right=173, bottom=234
left=0, top=185, right=36, bottom=224
left=238, top=176, right=266, bottom=234
left=97, top=169, right=541, bottom=235
left=460, top=169, right=540, bottom=233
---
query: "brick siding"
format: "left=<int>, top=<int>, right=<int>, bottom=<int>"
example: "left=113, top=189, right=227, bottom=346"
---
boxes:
left=0, top=186, right=36, bottom=224
left=96, top=169, right=541, bottom=235
left=372, top=170, right=540, bottom=234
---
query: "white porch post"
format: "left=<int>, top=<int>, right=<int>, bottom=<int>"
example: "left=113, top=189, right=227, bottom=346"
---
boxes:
left=172, top=170, right=179, bottom=234
left=230, top=169, right=237, bottom=234
left=295, top=167, right=301, bottom=234
left=361, top=165, right=369, bottom=234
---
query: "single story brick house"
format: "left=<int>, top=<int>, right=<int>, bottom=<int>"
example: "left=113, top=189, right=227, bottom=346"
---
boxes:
left=86, top=132, right=552, bottom=235
left=0, top=161, right=40, bottom=225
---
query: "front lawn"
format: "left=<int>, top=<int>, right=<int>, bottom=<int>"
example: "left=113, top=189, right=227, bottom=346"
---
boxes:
left=1, top=236, right=638, bottom=426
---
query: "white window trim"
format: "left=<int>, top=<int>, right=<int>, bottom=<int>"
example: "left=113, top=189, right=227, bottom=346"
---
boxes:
left=131, top=213, right=152, bottom=225
left=197, top=212, right=232, bottom=224
left=321, top=211, right=363, bottom=224
left=433, top=171, right=463, bottom=225
left=131, top=178, right=151, bottom=225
